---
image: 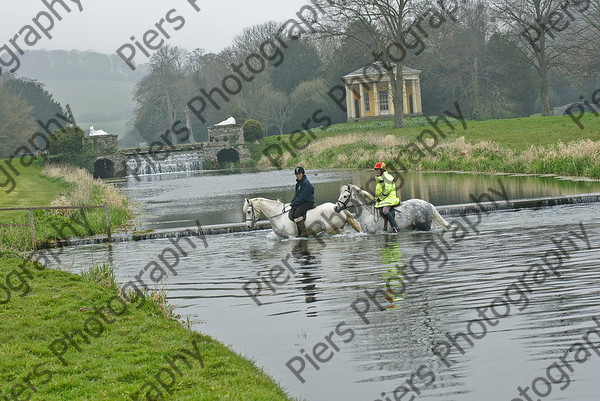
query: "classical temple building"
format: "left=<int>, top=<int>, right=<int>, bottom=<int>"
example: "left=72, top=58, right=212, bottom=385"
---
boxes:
left=342, top=62, right=423, bottom=121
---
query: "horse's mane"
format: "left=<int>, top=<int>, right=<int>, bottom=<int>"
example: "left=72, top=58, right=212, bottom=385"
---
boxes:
left=349, top=184, right=374, bottom=201
left=247, top=197, right=284, bottom=205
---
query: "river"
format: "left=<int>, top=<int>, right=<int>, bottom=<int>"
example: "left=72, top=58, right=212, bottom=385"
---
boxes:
left=57, top=170, right=600, bottom=400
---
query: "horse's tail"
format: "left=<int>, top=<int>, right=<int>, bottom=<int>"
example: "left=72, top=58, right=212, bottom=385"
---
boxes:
left=344, top=210, right=363, bottom=232
left=432, top=205, right=454, bottom=229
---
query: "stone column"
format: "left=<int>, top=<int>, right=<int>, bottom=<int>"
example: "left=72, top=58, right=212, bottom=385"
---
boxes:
left=345, top=81, right=354, bottom=121
left=403, top=80, right=408, bottom=114
left=358, top=82, right=364, bottom=117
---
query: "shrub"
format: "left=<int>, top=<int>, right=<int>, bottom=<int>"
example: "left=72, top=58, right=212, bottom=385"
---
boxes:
left=46, top=126, right=98, bottom=171
left=243, top=119, right=265, bottom=142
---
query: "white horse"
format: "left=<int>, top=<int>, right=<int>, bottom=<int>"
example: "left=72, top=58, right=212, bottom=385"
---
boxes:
left=334, top=184, right=454, bottom=233
left=243, top=198, right=362, bottom=239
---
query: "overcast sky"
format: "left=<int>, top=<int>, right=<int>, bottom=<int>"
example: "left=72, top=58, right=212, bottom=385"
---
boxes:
left=1, top=0, right=309, bottom=59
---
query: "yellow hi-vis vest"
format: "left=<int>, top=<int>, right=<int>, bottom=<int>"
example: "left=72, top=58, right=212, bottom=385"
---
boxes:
left=375, top=171, right=400, bottom=208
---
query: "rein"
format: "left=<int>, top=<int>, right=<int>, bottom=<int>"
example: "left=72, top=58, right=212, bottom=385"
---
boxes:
left=336, top=186, right=375, bottom=210
left=246, top=200, right=291, bottom=227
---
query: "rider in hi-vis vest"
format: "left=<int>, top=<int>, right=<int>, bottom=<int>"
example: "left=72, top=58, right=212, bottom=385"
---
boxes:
left=374, top=162, right=400, bottom=233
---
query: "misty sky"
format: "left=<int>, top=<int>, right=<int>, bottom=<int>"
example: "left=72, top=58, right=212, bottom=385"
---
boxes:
left=1, top=0, right=309, bottom=61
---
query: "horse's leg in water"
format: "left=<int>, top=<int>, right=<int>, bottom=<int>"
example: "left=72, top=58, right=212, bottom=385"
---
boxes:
left=382, top=208, right=388, bottom=231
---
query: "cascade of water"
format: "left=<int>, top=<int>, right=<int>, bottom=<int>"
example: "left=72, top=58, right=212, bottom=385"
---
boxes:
left=49, top=193, right=600, bottom=247
left=126, top=151, right=204, bottom=177
left=438, top=193, right=600, bottom=216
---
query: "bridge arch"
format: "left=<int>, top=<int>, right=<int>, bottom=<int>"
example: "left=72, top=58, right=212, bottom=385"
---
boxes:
left=93, top=158, right=115, bottom=179
left=217, top=148, right=240, bottom=165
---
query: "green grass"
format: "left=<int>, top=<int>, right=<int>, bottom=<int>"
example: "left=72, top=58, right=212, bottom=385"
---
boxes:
left=0, top=160, right=71, bottom=210
left=255, top=114, right=600, bottom=178
left=0, top=162, right=293, bottom=400
left=0, top=252, right=292, bottom=401
left=0, top=161, right=131, bottom=251
left=301, top=114, right=600, bottom=151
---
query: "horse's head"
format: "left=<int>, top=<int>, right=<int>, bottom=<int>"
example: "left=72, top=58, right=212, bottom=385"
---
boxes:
left=334, top=185, right=353, bottom=212
left=243, top=198, right=261, bottom=229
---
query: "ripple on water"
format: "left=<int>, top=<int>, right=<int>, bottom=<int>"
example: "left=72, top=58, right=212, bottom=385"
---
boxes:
left=55, top=202, right=600, bottom=401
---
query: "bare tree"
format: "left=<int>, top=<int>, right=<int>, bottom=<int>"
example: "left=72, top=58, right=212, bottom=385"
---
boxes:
left=317, top=0, right=456, bottom=128
left=490, top=0, right=581, bottom=116
left=133, top=46, right=189, bottom=144
left=561, top=0, right=600, bottom=77
left=134, top=46, right=206, bottom=144
left=259, top=88, right=290, bottom=135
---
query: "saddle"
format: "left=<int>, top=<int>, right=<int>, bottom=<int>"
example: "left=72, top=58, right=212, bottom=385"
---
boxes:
left=288, top=204, right=316, bottom=222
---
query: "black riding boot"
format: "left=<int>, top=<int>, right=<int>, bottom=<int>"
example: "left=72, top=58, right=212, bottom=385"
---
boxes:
left=295, top=220, right=309, bottom=238
left=384, top=211, right=399, bottom=233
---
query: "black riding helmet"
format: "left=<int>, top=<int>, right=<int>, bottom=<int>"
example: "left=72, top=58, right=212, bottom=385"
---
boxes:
left=294, top=166, right=305, bottom=175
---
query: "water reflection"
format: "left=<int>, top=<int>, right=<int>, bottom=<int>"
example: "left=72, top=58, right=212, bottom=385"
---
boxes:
left=115, top=170, right=600, bottom=230
left=292, top=240, right=321, bottom=314
left=379, top=236, right=406, bottom=309
left=51, top=191, right=600, bottom=401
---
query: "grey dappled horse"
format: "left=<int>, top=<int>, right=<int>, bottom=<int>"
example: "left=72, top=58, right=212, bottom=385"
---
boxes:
left=334, top=184, right=454, bottom=233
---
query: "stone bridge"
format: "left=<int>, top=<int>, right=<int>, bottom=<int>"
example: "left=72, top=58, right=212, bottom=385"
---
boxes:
left=90, top=124, right=252, bottom=179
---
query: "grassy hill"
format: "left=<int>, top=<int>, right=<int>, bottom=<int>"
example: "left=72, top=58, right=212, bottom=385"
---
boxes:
left=256, top=114, right=600, bottom=178
left=41, top=79, right=136, bottom=138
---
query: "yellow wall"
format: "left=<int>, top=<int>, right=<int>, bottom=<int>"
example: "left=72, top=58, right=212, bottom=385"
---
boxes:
left=346, top=78, right=422, bottom=119
left=363, top=87, right=375, bottom=117
left=405, top=84, right=414, bottom=114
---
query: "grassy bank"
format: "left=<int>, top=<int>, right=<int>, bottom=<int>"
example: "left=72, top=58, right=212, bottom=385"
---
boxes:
left=256, top=114, right=600, bottom=178
left=0, top=162, right=131, bottom=251
left=0, top=160, right=293, bottom=401
left=0, top=252, right=291, bottom=401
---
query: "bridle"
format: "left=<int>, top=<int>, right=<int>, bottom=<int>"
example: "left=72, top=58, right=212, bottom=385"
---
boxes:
left=245, top=200, right=257, bottom=227
left=335, top=185, right=353, bottom=211
left=336, top=185, right=378, bottom=216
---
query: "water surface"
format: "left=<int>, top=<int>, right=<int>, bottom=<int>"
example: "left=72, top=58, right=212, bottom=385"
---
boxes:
left=113, top=170, right=600, bottom=230
left=56, top=170, right=600, bottom=400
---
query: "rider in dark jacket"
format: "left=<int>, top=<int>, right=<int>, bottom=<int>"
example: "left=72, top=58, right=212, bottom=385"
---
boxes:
left=290, top=166, right=314, bottom=237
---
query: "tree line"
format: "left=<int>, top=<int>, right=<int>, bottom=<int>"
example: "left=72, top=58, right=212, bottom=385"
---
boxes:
left=33, top=1, right=600, bottom=148
left=0, top=76, right=65, bottom=159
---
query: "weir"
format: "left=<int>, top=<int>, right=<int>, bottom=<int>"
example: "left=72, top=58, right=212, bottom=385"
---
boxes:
left=436, top=192, right=600, bottom=216
left=124, top=150, right=205, bottom=177
left=91, top=124, right=252, bottom=178
left=42, top=192, right=600, bottom=247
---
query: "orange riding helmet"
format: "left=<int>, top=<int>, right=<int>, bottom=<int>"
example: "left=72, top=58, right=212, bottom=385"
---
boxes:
left=374, top=162, right=387, bottom=170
